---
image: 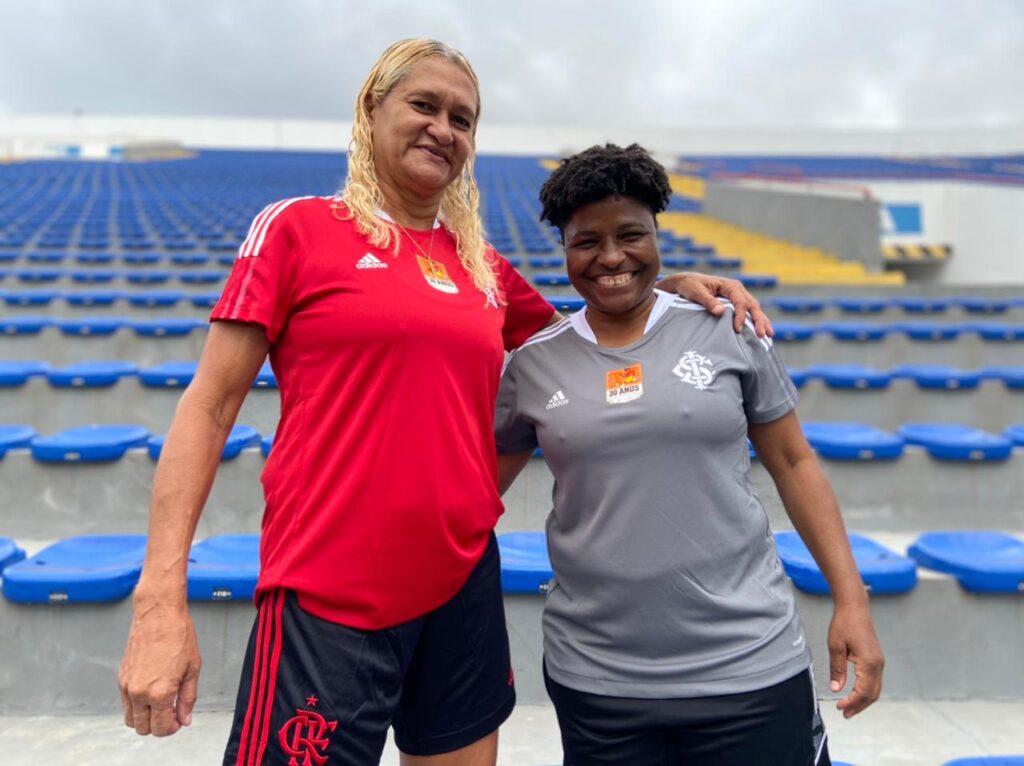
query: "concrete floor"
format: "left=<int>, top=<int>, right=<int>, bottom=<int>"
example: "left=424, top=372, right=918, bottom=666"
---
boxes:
left=1, top=700, right=1023, bottom=765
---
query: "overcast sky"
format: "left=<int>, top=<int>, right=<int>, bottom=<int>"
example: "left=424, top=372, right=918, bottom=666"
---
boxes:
left=1, top=0, right=1021, bottom=129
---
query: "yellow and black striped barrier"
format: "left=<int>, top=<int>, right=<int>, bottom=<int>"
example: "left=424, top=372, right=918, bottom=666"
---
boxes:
left=883, top=244, right=953, bottom=263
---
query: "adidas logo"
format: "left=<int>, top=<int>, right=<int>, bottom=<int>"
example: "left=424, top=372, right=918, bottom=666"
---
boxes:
left=356, top=253, right=388, bottom=269
left=545, top=390, right=569, bottom=410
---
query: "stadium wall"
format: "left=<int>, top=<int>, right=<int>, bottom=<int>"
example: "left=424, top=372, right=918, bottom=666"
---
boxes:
left=865, top=181, right=1024, bottom=284
left=703, top=179, right=883, bottom=271
left=2, top=114, right=1024, bottom=156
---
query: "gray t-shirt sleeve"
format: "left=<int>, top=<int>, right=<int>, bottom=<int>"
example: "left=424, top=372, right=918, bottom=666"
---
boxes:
left=494, top=356, right=539, bottom=453
left=737, top=325, right=799, bottom=424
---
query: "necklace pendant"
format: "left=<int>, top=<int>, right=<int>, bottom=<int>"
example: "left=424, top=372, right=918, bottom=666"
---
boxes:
left=417, top=255, right=459, bottom=294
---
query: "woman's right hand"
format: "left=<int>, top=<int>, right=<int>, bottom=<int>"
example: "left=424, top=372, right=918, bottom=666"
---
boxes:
left=119, top=597, right=202, bottom=737
left=826, top=602, right=884, bottom=718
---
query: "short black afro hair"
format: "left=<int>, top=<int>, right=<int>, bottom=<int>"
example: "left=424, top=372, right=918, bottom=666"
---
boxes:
left=539, top=143, right=672, bottom=235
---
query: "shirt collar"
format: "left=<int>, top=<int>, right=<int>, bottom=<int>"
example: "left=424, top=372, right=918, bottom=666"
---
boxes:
left=570, top=289, right=674, bottom=343
left=375, top=208, right=442, bottom=230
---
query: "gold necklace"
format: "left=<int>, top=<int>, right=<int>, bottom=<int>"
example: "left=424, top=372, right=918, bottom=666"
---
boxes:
left=395, top=221, right=439, bottom=268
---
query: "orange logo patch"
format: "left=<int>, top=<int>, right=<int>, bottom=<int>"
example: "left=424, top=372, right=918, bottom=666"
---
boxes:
left=417, top=256, right=459, bottom=294
left=605, top=364, right=644, bottom=404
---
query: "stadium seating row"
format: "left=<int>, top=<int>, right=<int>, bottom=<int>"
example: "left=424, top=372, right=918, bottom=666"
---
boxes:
left=2, top=421, right=1021, bottom=463
left=2, top=359, right=1022, bottom=391
left=0, top=268, right=227, bottom=285
left=2, top=529, right=1022, bottom=604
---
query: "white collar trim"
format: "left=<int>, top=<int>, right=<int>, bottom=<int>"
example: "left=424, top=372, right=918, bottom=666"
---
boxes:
left=569, top=289, right=674, bottom=343
left=375, top=208, right=442, bottom=230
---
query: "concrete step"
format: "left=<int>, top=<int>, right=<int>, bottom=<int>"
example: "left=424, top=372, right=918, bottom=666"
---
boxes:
left=0, top=379, right=279, bottom=434
left=0, top=562, right=1021, bottom=714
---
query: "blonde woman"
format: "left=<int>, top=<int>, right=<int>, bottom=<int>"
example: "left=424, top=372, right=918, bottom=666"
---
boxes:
left=119, top=39, right=772, bottom=765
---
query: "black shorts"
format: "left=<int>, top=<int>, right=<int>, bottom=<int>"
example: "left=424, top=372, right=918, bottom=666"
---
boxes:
left=545, top=664, right=830, bottom=766
left=223, top=534, right=515, bottom=765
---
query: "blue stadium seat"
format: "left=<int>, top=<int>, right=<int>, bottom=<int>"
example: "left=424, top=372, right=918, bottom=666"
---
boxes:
left=2, top=535, right=148, bottom=603
left=261, top=433, right=274, bottom=457
left=4, top=290, right=61, bottom=307
left=54, top=316, right=127, bottom=336
left=787, top=368, right=808, bottom=388
left=31, top=424, right=150, bottom=462
left=773, top=322, right=816, bottom=342
left=802, top=422, right=904, bottom=460
left=547, top=296, right=585, bottom=312
left=15, top=268, right=62, bottom=284
left=131, top=318, right=206, bottom=337
left=65, top=289, right=122, bottom=307
left=942, top=758, right=1024, bottom=765
left=74, top=253, right=116, bottom=265
left=0, top=536, right=26, bottom=573
left=705, top=256, right=742, bottom=269
left=772, top=297, right=826, bottom=314
left=738, top=275, right=778, bottom=289
left=909, top=532, right=1024, bottom=593
left=190, top=291, right=222, bottom=308
left=170, top=252, right=209, bottom=265
left=0, top=361, right=49, bottom=386
left=0, top=425, right=37, bottom=457
left=69, top=269, right=118, bottom=284
left=139, top=361, right=198, bottom=388
left=178, top=269, right=226, bottom=285
left=892, top=321, right=963, bottom=341
left=534, top=273, right=570, bottom=286
left=804, top=364, right=892, bottom=389
left=126, top=290, right=184, bottom=308
left=527, top=257, right=564, bottom=268
left=497, top=531, right=553, bottom=594
left=187, top=535, right=260, bottom=600
left=124, top=270, right=173, bottom=285
left=890, top=364, right=982, bottom=390
left=957, top=297, right=1010, bottom=315
left=47, top=361, right=138, bottom=387
left=774, top=532, right=917, bottom=594
left=148, top=424, right=260, bottom=461
left=122, top=252, right=163, bottom=265
left=661, top=256, right=699, bottom=269
left=970, top=322, right=1024, bottom=341
left=1003, top=425, right=1024, bottom=446
left=819, top=322, right=889, bottom=341
left=897, top=423, right=1013, bottom=461
left=253, top=363, right=277, bottom=389
left=27, top=252, right=65, bottom=264
left=833, top=297, right=888, bottom=314
left=983, top=367, right=1024, bottom=389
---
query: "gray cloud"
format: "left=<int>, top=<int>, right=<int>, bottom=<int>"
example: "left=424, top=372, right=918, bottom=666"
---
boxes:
left=0, top=0, right=1021, bottom=128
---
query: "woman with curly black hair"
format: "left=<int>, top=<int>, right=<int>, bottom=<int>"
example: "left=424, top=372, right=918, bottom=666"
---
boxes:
left=495, top=144, right=883, bottom=765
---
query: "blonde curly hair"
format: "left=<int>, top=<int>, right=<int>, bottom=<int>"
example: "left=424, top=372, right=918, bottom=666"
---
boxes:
left=336, top=39, right=498, bottom=297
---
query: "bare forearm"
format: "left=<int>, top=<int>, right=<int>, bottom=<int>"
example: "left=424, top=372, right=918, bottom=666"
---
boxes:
left=772, top=456, right=867, bottom=608
left=135, top=388, right=241, bottom=602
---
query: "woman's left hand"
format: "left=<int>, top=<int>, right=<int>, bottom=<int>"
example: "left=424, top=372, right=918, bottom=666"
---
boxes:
left=658, top=272, right=773, bottom=337
left=826, top=603, right=885, bottom=718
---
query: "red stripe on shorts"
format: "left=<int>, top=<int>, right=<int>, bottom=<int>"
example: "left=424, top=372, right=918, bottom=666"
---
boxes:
left=235, top=590, right=278, bottom=766
left=251, top=591, right=286, bottom=764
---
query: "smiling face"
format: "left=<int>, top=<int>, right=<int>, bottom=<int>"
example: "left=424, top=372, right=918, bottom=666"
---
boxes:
left=564, top=195, right=661, bottom=322
left=369, top=56, right=479, bottom=203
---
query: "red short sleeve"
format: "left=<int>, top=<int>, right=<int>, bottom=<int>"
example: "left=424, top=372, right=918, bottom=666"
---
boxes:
left=210, top=199, right=304, bottom=343
left=496, top=253, right=555, bottom=351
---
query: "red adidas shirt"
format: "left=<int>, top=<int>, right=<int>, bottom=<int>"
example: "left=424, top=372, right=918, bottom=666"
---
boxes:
left=211, top=197, right=553, bottom=629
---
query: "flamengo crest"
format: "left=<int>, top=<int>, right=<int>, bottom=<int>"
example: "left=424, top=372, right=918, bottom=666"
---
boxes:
left=672, top=351, right=715, bottom=390
left=279, top=705, right=338, bottom=766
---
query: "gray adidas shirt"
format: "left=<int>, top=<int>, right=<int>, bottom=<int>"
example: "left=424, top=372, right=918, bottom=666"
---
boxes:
left=495, top=290, right=812, bottom=698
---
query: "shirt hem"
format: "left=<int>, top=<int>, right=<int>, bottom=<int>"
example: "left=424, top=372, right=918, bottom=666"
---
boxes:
left=544, top=648, right=812, bottom=699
